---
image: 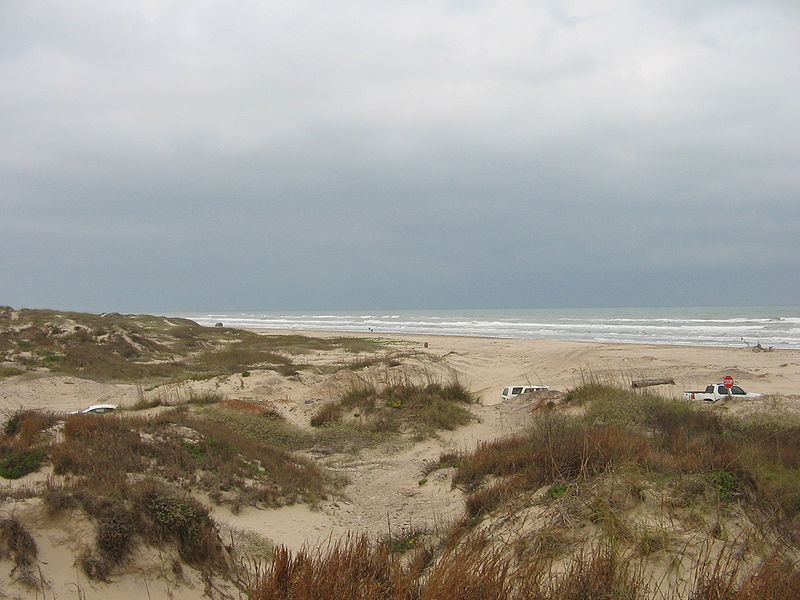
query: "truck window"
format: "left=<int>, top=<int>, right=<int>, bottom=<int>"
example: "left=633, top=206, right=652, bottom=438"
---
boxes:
left=731, top=386, right=745, bottom=395
left=502, top=388, right=509, bottom=397
left=512, top=387, right=524, bottom=395
left=705, top=385, right=714, bottom=393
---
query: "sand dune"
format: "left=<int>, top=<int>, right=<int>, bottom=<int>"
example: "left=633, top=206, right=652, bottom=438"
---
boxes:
left=2, top=332, right=799, bottom=598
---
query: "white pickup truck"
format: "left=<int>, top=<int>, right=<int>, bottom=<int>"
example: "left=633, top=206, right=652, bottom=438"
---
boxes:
left=683, top=384, right=762, bottom=402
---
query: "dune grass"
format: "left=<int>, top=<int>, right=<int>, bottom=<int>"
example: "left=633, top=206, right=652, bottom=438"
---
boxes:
left=337, top=380, right=476, bottom=438
left=0, top=516, right=39, bottom=587
left=245, top=384, right=800, bottom=600
left=452, top=385, right=800, bottom=531
left=0, top=405, right=334, bottom=582
left=0, top=308, right=387, bottom=383
left=43, top=477, right=229, bottom=581
left=248, top=534, right=800, bottom=600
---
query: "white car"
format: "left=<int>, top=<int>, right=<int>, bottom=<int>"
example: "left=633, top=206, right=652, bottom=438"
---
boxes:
left=501, top=385, right=549, bottom=401
left=69, top=403, right=118, bottom=415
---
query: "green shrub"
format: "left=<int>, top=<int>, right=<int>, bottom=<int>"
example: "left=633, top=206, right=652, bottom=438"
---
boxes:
left=0, top=449, right=45, bottom=479
left=710, top=470, right=739, bottom=500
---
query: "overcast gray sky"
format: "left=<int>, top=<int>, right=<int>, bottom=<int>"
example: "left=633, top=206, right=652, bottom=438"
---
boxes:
left=2, top=1, right=798, bottom=312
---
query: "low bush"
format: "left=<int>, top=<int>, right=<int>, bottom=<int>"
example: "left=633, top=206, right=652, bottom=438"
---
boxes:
left=135, top=480, right=223, bottom=565
left=0, top=516, right=38, bottom=586
left=3, top=410, right=56, bottom=443
left=0, top=449, right=45, bottom=479
left=380, top=526, right=429, bottom=554
left=340, top=381, right=475, bottom=438
left=465, top=480, right=515, bottom=519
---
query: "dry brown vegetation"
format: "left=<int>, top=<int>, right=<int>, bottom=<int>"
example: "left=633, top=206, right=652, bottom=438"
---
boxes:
left=0, top=404, right=332, bottom=583
left=0, top=516, right=39, bottom=588
left=246, top=383, right=800, bottom=600
left=248, top=535, right=800, bottom=600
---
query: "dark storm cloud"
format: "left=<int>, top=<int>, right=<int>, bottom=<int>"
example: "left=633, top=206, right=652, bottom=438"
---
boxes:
left=1, top=1, right=798, bottom=311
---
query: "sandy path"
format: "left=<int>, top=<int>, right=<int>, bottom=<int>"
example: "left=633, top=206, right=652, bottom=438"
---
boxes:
left=212, top=393, right=571, bottom=552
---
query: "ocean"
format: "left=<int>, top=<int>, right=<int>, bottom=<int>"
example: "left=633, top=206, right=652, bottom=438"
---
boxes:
left=172, top=306, right=800, bottom=350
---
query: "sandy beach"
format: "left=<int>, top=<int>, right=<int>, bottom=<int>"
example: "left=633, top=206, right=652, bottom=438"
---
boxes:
left=249, top=329, right=800, bottom=400
left=2, top=330, right=799, bottom=598
left=3, top=331, right=797, bottom=414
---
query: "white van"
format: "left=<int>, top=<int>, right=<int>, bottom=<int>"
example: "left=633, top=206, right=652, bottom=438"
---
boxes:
left=501, top=385, right=549, bottom=401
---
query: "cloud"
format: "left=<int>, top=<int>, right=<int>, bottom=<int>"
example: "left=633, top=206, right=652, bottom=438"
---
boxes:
left=1, top=0, right=798, bottom=310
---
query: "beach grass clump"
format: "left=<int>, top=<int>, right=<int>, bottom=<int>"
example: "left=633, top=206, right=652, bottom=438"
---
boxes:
left=346, top=355, right=404, bottom=371
left=170, top=414, right=329, bottom=506
left=0, top=516, right=39, bottom=587
left=3, top=409, right=57, bottom=444
left=451, top=409, right=649, bottom=493
left=201, top=405, right=311, bottom=451
left=420, top=451, right=464, bottom=477
left=0, top=410, right=57, bottom=479
left=249, top=535, right=412, bottom=600
left=52, top=414, right=148, bottom=480
left=339, top=380, right=475, bottom=438
left=311, top=401, right=345, bottom=427
left=187, top=389, right=225, bottom=404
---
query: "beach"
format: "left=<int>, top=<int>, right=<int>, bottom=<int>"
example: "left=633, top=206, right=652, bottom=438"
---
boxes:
left=2, top=328, right=800, bottom=598
left=249, top=329, right=800, bottom=400
left=2, top=330, right=798, bottom=418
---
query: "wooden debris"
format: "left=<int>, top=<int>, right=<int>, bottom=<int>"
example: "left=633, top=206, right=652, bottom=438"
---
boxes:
left=631, top=378, right=675, bottom=389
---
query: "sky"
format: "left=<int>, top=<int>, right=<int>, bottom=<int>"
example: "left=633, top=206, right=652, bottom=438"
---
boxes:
left=1, top=1, right=799, bottom=312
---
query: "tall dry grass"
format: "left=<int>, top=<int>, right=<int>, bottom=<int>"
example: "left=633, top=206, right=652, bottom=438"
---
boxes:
left=248, top=534, right=800, bottom=600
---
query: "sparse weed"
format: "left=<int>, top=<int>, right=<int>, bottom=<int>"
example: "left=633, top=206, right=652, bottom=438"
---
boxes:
left=311, top=401, right=344, bottom=427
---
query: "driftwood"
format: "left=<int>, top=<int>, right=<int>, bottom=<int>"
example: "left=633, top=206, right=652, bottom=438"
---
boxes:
left=631, top=378, right=675, bottom=389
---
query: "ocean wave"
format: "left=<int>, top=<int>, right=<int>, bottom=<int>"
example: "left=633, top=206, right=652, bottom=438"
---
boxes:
left=177, top=308, right=800, bottom=349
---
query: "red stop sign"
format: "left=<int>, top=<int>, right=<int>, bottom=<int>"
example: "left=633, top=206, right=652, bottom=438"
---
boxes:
left=723, top=375, right=734, bottom=389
